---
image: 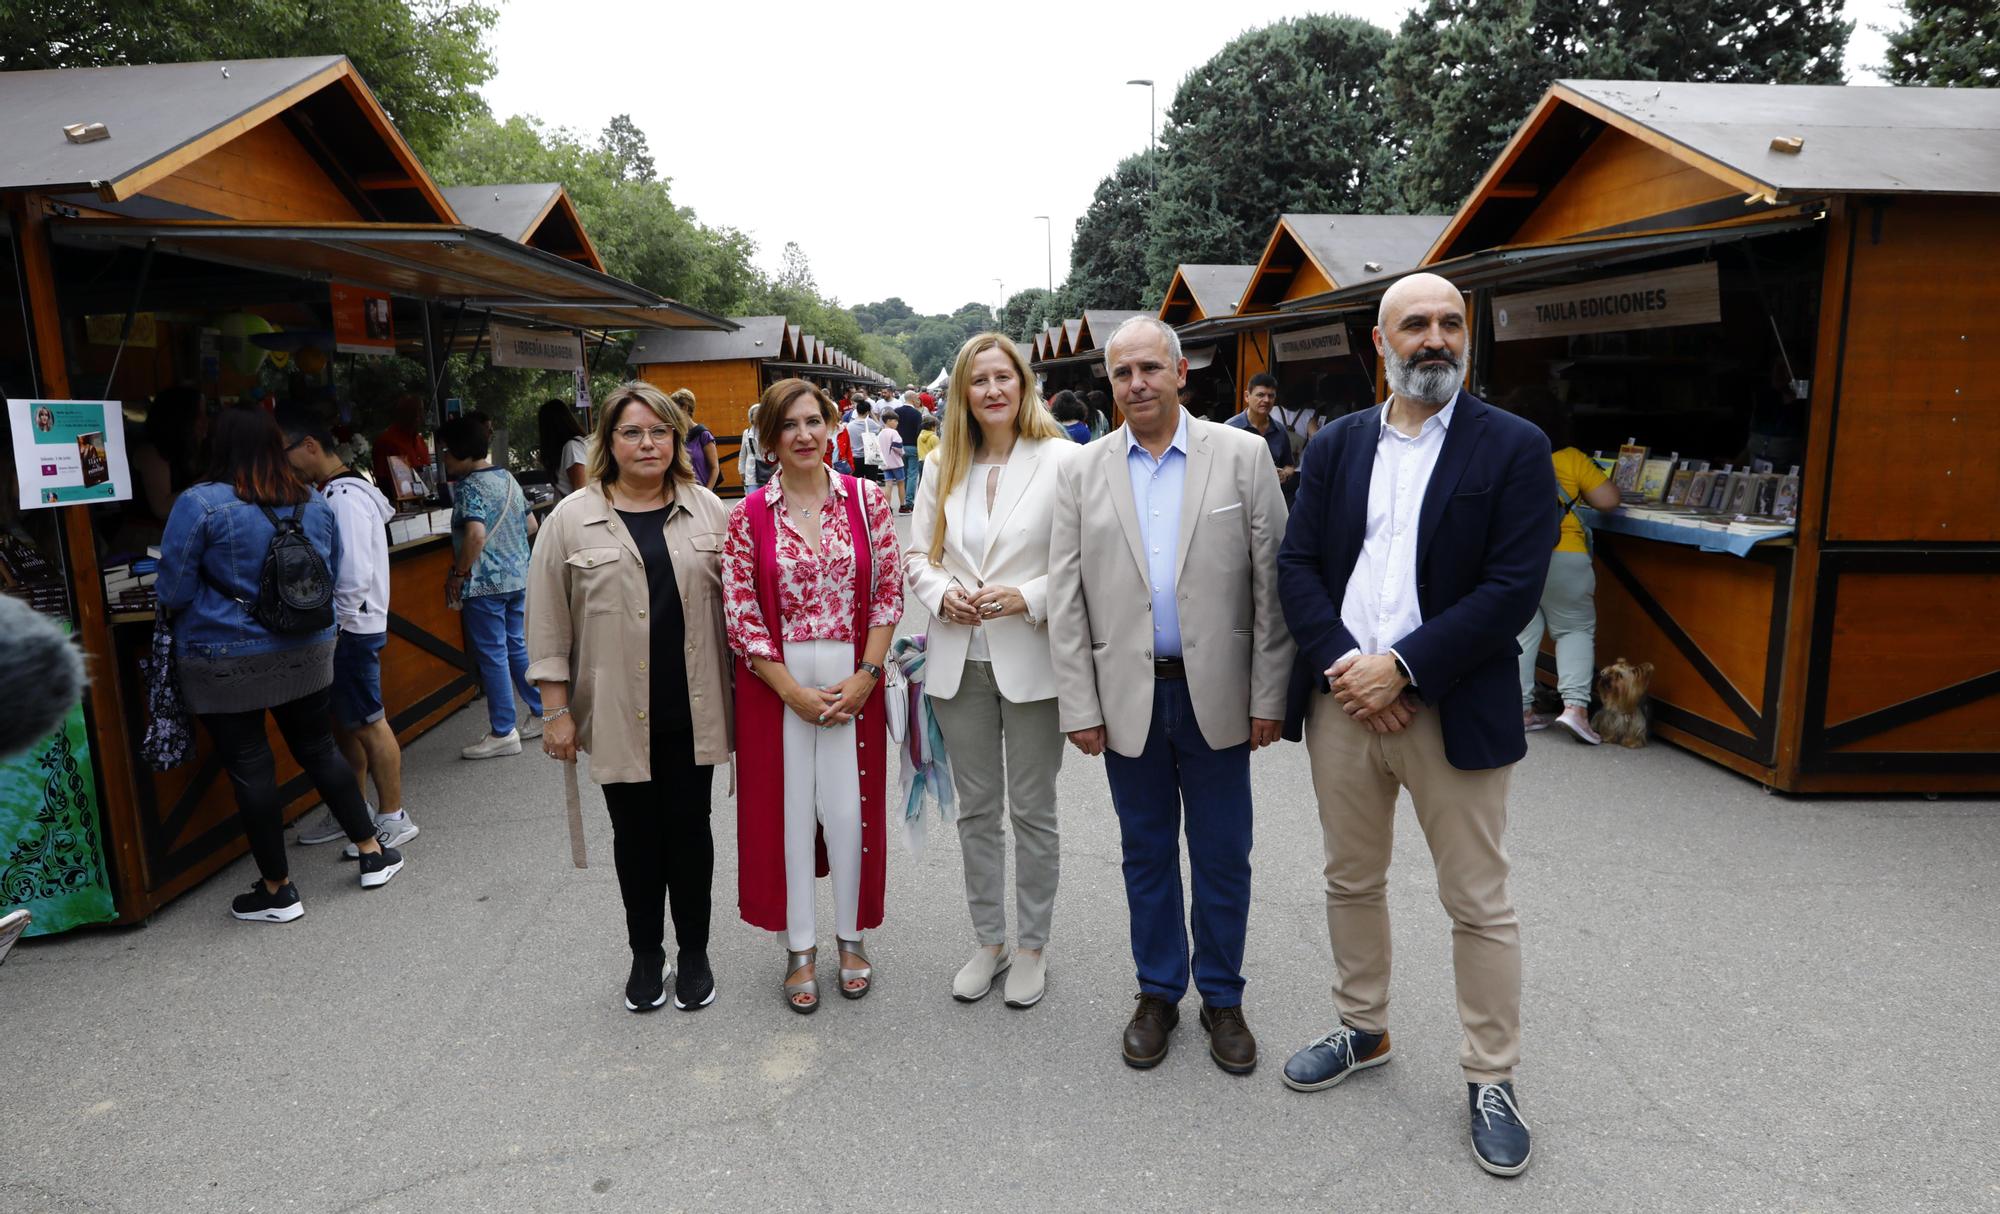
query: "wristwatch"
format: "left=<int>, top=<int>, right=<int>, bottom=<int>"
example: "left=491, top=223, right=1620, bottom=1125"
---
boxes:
left=1392, top=653, right=1416, bottom=689
left=858, top=661, right=884, bottom=681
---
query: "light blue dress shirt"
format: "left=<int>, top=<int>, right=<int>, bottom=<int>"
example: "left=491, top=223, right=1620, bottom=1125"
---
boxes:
left=1125, top=410, right=1190, bottom=658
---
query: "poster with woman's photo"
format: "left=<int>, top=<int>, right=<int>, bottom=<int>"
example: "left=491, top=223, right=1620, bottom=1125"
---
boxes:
left=8, top=400, right=132, bottom=508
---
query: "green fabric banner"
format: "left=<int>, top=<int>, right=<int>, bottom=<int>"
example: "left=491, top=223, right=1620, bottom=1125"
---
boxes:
left=1, top=693, right=117, bottom=937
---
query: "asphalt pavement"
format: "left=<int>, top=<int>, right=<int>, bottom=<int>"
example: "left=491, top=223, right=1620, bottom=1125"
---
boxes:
left=4, top=515, right=1995, bottom=1212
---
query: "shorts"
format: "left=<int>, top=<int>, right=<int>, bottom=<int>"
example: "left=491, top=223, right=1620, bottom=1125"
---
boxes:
left=330, top=629, right=388, bottom=730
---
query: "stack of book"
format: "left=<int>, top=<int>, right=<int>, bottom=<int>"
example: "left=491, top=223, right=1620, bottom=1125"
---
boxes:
left=0, top=535, right=70, bottom=622
left=101, top=548, right=161, bottom=615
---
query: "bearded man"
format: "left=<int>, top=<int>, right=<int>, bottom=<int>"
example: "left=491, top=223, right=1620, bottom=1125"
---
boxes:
left=1273, top=273, right=1557, bottom=1178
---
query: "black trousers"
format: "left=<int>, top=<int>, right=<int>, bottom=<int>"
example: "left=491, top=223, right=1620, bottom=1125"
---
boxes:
left=200, top=686, right=374, bottom=884
left=600, top=728, right=715, bottom=959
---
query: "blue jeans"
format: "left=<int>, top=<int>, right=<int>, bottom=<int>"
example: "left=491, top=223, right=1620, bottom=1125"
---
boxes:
left=1103, top=677, right=1253, bottom=1007
left=902, top=459, right=921, bottom=502
left=461, top=590, right=541, bottom=735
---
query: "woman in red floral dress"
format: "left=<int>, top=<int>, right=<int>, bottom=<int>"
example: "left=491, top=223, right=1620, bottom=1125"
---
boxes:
left=724, top=378, right=903, bottom=1013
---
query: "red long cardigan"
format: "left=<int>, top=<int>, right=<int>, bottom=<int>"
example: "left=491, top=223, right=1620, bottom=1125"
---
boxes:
left=734, top=479, right=887, bottom=933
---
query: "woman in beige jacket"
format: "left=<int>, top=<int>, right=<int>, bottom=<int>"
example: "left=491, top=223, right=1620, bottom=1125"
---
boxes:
left=527, top=382, right=733, bottom=1015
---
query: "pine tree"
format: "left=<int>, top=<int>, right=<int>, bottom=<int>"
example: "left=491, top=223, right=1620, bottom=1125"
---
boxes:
left=1881, top=1, right=2000, bottom=86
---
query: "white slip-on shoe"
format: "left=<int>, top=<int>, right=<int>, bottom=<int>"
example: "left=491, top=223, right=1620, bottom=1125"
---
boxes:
left=1003, top=949, right=1047, bottom=1009
left=1555, top=706, right=1602, bottom=746
left=461, top=730, right=522, bottom=760
left=952, top=946, right=1011, bottom=1002
left=517, top=715, right=545, bottom=740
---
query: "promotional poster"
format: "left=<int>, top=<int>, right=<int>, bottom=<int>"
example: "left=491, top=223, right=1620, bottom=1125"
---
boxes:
left=9, top=399, right=133, bottom=509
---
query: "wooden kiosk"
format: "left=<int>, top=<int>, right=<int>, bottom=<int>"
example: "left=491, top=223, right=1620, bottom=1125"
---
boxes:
left=1398, top=80, right=2000, bottom=793
left=1, top=56, right=727, bottom=928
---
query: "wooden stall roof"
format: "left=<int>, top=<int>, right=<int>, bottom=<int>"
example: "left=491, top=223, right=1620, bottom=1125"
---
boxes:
left=1240, top=213, right=1451, bottom=314
left=51, top=217, right=734, bottom=332
left=1431, top=79, right=2000, bottom=262
left=1059, top=318, right=1083, bottom=357
left=1077, top=310, right=1146, bottom=352
left=1159, top=264, right=1256, bottom=324
left=628, top=315, right=789, bottom=364
left=440, top=183, right=604, bottom=273
left=0, top=55, right=453, bottom=224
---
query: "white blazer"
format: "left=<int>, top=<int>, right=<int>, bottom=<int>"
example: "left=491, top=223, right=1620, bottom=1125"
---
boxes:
left=905, top=435, right=1076, bottom=703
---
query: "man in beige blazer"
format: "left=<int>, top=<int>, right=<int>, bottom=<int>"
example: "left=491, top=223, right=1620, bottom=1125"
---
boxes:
left=1048, top=315, right=1294, bottom=1076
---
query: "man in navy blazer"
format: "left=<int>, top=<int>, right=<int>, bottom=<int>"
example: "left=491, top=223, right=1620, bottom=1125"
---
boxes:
left=1275, top=273, right=1556, bottom=1178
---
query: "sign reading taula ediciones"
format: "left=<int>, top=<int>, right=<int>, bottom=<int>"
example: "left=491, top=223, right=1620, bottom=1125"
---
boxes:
left=1492, top=262, right=1720, bottom=343
left=1273, top=322, right=1351, bottom=362
left=489, top=323, right=584, bottom=370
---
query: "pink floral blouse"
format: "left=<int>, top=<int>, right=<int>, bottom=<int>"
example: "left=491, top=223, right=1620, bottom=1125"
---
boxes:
left=724, top=469, right=903, bottom=662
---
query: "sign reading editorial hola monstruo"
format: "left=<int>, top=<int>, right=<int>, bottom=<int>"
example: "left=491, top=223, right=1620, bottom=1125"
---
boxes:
left=1273, top=322, right=1351, bottom=362
left=1492, top=263, right=1721, bottom=343
left=489, top=324, right=584, bottom=371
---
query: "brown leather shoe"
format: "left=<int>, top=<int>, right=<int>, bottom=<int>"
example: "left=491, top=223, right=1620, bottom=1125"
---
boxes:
left=1199, top=1003, right=1258, bottom=1074
left=1122, top=993, right=1180, bottom=1068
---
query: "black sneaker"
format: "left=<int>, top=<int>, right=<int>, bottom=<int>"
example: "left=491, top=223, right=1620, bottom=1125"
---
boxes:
left=1468, top=1081, right=1532, bottom=1177
left=357, top=846, right=404, bottom=889
left=674, top=952, right=716, bottom=1011
left=231, top=880, right=304, bottom=923
left=625, top=950, right=670, bottom=1013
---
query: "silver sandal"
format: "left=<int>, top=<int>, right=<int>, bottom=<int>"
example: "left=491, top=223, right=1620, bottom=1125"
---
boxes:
left=783, top=947, right=819, bottom=1014
left=837, top=937, right=872, bottom=1000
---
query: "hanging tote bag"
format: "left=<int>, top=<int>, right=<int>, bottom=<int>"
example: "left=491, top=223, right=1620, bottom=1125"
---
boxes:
left=138, top=609, right=194, bottom=769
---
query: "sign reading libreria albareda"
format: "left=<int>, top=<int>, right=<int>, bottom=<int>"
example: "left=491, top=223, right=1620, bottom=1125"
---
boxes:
left=1273, top=323, right=1351, bottom=362
left=9, top=399, right=132, bottom=509
left=490, top=323, right=584, bottom=370
left=1492, top=263, right=1720, bottom=343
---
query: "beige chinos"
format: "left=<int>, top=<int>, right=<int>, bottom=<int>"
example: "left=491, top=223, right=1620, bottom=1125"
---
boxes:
left=927, top=660, right=1064, bottom=950
left=1305, top=697, right=1521, bottom=1083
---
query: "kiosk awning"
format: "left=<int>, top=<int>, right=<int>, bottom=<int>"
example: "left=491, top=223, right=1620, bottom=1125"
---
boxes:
left=1278, top=215, right=1822, bottom=313
left=48, top=218, right=735, bottom=332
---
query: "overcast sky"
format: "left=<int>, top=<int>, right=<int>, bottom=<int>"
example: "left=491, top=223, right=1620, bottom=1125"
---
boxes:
left=481, top=1, right=1903, bottom=317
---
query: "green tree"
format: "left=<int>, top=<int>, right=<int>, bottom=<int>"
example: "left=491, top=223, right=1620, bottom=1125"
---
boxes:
left=851, top=298, right=918, bottom=334
left=0, top=0, right=498, bottom=161
left=1067, top=153, right=1156, bottom=310
left=997, top=289, right=1052, bottom=342
left=1143, top=15, right=1401, bottom=293
left=1385, top=0, right=1849, bottom=213
left=427, top=114, right=760, bottom=315
left=1881, top=1, right=1999, bottom=85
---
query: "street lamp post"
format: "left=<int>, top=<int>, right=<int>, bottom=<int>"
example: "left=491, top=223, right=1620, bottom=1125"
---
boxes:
left=1127, top=78, right=1155, bottom=191
left=1033, top=215, right=1052, bottom=294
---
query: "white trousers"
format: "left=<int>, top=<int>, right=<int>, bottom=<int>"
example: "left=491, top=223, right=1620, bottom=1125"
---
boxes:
left=780, top=639, right=864, bottom=952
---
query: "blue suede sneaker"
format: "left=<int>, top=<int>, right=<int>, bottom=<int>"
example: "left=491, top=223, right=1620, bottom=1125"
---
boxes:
left=1468, top=1081, right=1532, bottom=1176
left=1280, top=1024, right=1392, bottom=1092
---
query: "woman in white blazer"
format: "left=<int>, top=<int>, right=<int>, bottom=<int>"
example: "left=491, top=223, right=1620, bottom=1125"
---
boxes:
left=907, top=332, right=1076, bottom=1010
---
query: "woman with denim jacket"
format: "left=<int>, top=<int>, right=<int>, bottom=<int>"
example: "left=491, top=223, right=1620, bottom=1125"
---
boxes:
left=157, top=406, right=406, bottom=922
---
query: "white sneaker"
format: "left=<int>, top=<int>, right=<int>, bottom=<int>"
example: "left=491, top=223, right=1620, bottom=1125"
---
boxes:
left=517, top=714, right=545, bottom=740
left=1555, top=706, right=1603, bottom=746
left=461, top=730, right=522, bottom=760
left=344, top=810, right=419, bottom=858
left=298, top=808, right=376, bottom=844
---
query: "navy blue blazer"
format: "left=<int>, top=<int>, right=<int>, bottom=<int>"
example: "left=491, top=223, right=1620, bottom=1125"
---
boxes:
left=1277, top=390, right=1558, bottom=770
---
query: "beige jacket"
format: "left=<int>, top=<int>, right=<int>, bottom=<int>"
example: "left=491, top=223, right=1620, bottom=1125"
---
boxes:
left=526, top=481, right=734, bottom=781
left=1047, top=412, right=1294, bottom=757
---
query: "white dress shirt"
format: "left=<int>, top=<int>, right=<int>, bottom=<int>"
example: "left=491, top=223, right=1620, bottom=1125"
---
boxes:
left=1339, top=397, right=1456, bottom=661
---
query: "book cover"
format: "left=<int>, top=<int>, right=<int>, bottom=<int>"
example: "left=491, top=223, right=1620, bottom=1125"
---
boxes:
left=1725, top=471, right=1757, bottom=516
left=1637, top=456, right=1675, bottom=502
left=1685, top=470, right=1715, bottom=510
left=1612, top=441, right=1648, bottom=493
left=1666, top=468, right=1696, bottom=506
left=1773, top=470, right=1801, bottom=520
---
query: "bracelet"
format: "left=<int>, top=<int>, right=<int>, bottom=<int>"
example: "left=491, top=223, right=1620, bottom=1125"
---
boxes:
left=543, top=706, right=573, bottom=722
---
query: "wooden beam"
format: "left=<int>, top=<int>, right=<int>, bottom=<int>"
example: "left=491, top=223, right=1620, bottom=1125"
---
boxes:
left=1487, top=184, right=1540, bottom=199
left=354, top=172, right=419, bottom=190
left=6, top=193, right=151, bottom=917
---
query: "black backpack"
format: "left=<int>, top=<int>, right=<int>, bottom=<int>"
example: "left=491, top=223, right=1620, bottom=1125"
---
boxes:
left=250, top=503, right=335, bottom=634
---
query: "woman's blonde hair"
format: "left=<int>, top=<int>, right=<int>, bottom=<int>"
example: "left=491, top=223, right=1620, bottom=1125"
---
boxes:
left=589, top=381, right=694, bottom=488
left=925, top=332, right=1065, bottom=564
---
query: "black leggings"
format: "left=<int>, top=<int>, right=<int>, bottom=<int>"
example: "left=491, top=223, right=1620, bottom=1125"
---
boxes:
left=600, top=728, right=714, bottom=959
left=200, top=686, right=374, bottom=884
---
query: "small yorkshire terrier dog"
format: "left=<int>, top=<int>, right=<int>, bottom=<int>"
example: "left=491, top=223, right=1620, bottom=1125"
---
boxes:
left=1591, top=659, right=1653, bottom=748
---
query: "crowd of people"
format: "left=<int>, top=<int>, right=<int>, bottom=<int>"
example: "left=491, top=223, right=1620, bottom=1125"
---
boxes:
left=152, top=271, right=1633, bottom=1179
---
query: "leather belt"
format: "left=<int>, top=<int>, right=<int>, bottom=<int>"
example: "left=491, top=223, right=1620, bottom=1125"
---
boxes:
left=1153, top=656, right=1187, bottom=680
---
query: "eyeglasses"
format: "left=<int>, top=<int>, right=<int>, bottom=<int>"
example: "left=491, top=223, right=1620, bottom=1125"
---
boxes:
left=613, top=425, right=675, bottom=445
